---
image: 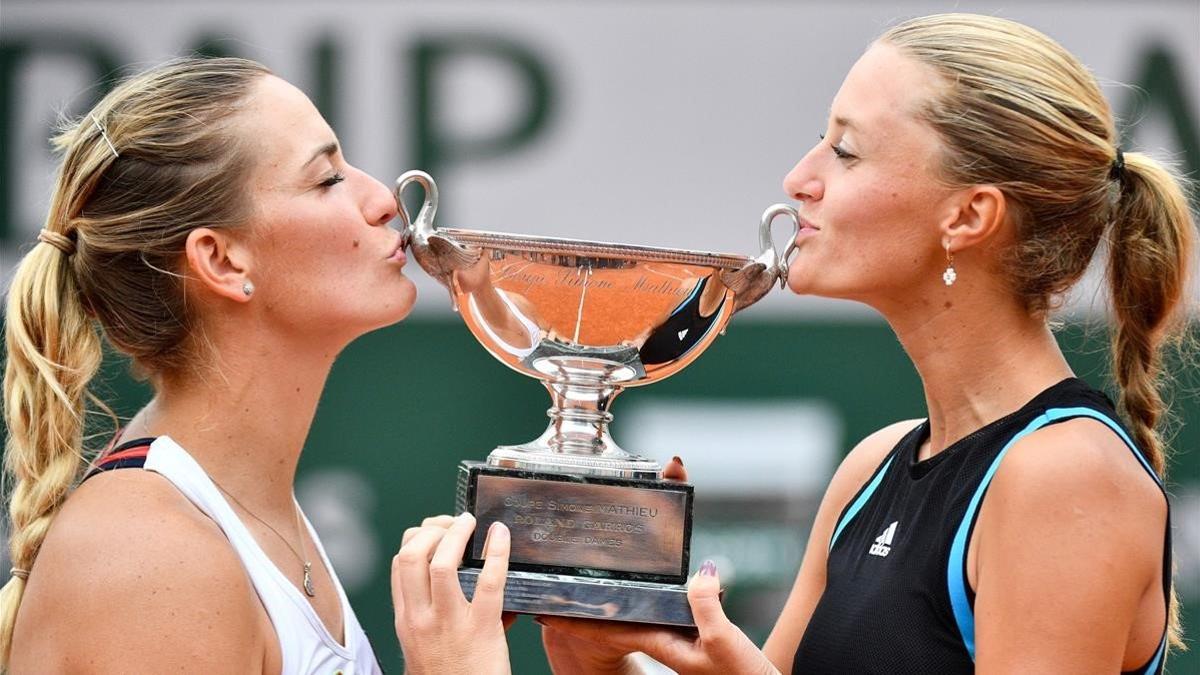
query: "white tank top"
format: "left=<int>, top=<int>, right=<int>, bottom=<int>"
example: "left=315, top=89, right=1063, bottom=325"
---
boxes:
left=142, top=436, right=383, bottom=675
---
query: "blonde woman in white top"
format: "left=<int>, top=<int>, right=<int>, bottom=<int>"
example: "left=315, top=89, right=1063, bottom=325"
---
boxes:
left=1, top=56, right=511, bottom=673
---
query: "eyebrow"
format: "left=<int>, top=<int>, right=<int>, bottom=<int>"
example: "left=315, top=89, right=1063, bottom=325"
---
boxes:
left=832, top=115, right=858, bottom=130
left=302, top=141, right=339, bottom=169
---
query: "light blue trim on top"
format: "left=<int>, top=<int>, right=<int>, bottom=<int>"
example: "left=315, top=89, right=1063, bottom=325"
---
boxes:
left=828, top=455, right=895, bottom=553
left=1042, top=407, right=1163, bottom=488
left=947, top=406, right=1160, bottom=662
left=1142, top=634, right=1167, bottom=675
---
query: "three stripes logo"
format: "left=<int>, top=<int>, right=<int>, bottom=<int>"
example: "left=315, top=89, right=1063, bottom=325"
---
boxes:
left=868, top=521, right=898, bottom=557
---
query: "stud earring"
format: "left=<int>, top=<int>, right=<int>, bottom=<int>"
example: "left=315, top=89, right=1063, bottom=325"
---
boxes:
left=942, top=244, right=957, bottom=286
left=242, top=280, right=255, bottom=296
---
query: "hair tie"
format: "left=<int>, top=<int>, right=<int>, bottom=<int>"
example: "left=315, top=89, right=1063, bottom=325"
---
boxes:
left=9, top=568, right=29, bottom=581
left=1109, top=147, right=1126, bottom=182
left=38, top=229, right=76, bottom=256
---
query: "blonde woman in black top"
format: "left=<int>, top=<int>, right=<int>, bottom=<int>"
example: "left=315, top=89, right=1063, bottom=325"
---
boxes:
left=389, top=13, right=1195, bottom=675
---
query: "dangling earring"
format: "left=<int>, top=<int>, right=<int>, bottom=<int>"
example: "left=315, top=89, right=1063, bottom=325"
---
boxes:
left=242, top=280, right=255, bottom=297
left=942, top=244, right=957, bottom=286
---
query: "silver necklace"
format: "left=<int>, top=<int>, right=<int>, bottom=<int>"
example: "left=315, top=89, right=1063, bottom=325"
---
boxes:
left=212, top=481, right=316, bottom=597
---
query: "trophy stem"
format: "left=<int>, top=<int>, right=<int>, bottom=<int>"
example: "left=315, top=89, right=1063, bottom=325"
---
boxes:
left=487, top=359, right=660, bottom=478
left=544, top=378, right=619, bottom=455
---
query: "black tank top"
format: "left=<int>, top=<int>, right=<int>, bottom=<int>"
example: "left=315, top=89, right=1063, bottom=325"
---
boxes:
left=793, top=378, right=1170, bottom=674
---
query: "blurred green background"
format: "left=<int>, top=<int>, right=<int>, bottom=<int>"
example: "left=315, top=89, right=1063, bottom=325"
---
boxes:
left=5, top=317, right=1194, bottom=672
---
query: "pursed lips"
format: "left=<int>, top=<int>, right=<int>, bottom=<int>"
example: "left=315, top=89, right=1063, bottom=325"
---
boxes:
left=797, top=215, right=821, bottom=236
left=386, top=234, right=408, bottom=262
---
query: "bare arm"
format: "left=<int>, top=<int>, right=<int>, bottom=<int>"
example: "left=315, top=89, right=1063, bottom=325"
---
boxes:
left=972, top=419, right=1166, bottom=674
left=9, top=471, right=268, bottom=674
left=762, top=419, right=921, bottom=672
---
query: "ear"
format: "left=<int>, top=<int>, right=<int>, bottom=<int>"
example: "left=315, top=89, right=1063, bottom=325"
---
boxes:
left=938, top=185, right=1007, bottom=254
left=184, top=228, right=253, bottom=303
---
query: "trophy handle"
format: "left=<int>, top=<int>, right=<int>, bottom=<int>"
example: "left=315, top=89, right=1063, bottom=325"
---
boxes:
left=720, top=203, right=800, bottom=312
left=759, top=203, right=800, bottom=289
left=395, top=169, right=439, bottom=240
left=394, top=170, right=481, bottom=309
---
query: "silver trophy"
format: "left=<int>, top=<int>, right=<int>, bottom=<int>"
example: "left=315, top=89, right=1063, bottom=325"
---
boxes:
left=397, top=170, right=796, bottom=625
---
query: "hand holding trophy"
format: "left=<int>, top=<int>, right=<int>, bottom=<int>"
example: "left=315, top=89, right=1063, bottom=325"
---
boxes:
left=396, top=170, right=796, bottom=626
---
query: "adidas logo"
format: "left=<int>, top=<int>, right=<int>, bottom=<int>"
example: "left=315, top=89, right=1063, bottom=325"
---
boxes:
left=868, top=521, right=898, bottom=557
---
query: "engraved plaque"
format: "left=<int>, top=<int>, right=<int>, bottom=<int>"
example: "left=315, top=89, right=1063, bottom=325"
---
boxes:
left=471, top=473, right=689, bottom=577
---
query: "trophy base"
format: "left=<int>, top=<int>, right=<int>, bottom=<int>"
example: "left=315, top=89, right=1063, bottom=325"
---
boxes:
left=456, top=460, right=695, bottom=626
left=458, top=568, right=694, bottom=626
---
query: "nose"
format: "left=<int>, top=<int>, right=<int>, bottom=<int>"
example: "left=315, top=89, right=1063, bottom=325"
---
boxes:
left=361, top=171, right=398, bottom=227
left=782, top=151, right=824, bottom=202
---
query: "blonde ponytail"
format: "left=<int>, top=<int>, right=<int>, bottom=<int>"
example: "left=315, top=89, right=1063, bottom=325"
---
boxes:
left=1107, top=152, right=1194, bottom=475
left=1107, top=150, right=1195, bottom=649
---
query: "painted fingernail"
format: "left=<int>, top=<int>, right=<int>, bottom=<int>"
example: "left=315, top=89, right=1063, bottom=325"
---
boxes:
left=672, top=455, right=684, bottom=468
left=699, top=560, right=717, bottom=577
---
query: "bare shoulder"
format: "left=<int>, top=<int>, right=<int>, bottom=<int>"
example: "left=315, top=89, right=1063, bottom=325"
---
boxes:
left=982, top=415, right=1166, bottom=558
left=990, top=416, right=1165, bottom=518
left=825, top=419, right=923, bottom=507
left=10, top=470, right=268, bottom=673
left=970, top=417, right=1166, bottom=670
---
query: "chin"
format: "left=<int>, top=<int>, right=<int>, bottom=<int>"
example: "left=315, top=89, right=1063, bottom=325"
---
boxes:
left=384, top=284, right=418, bottom=324
left=785, top=272, right=819, bottom=296
left=356, top=280, right=418, bottom=331
left=785, top=273, right=860, bottom=301
left=390, top=303, right=416, bottom=324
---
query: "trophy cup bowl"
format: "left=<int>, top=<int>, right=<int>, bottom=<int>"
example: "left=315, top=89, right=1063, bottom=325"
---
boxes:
left=396, top=170, right=797, bottom=625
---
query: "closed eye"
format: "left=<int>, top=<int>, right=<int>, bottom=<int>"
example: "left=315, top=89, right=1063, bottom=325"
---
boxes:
left=831, top=144, right=857, bottom=160
left=319, top=172, right=346, bottom=188
left=818, top=133, right=858, bottom=161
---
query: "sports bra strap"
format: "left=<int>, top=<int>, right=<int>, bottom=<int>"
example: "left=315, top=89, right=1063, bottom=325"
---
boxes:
left=82, top=437, right=157, bottom=483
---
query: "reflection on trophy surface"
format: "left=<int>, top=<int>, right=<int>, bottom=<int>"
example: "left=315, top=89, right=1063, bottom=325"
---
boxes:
left=396, top=170, right=797, bottom=625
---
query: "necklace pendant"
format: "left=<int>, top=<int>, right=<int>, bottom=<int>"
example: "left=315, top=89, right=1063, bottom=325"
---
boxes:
left=303, top=562, right=316, bottom=597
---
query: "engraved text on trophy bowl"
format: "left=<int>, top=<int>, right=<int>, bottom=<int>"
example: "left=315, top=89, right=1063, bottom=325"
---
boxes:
left=452, top=247, right=740, bottom=386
